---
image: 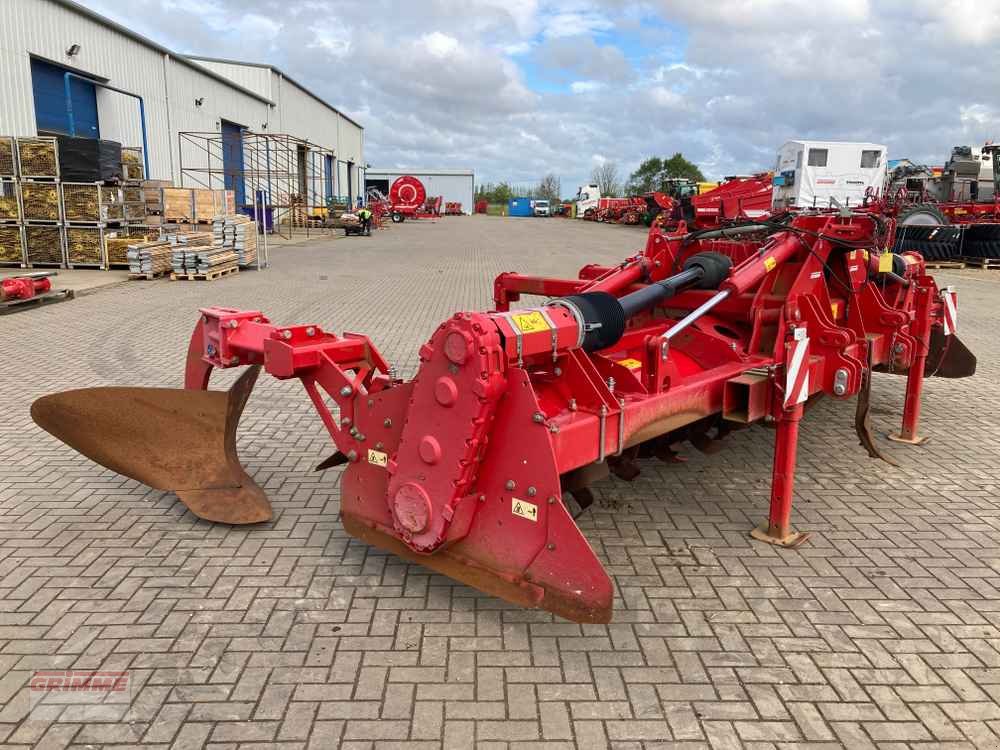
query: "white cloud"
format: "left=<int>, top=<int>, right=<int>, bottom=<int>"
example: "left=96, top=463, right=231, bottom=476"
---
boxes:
left=78, top=0, right=1000, bottom=190
left=649, top=86, right=684, bottom=108
left=542, top=10, right=615, bottom=38
left=421, top=31, right=460, bottom=58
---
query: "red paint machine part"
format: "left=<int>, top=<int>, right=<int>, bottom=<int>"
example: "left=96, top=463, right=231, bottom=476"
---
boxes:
left=31, top=211, right=976, bottom=624
left=2, top=274, right=52, bottom=301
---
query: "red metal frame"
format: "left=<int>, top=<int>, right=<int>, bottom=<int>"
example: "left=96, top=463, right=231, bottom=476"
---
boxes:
left=173, top=211, right=970, bottom=622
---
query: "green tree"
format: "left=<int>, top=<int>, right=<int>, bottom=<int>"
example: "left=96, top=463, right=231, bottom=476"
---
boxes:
left=661, top=152, right=705, bottom=182
left=626, top=153, right=706, bottom=194
left=626, top=157, right=663, bottom=194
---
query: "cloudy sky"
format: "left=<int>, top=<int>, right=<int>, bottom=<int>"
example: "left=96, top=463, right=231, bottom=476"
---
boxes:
left=83, top=0, right=1000, bottom=192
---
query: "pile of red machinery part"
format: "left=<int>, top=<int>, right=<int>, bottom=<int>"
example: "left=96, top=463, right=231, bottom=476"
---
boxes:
left=33, top=208, right=975, bottom=623
left=444, top=202, right=463, bottom=216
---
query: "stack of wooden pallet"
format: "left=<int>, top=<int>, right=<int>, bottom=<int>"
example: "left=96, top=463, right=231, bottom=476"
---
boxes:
left=214, top=214, right=258, bottom=267
left=127, top=239, right=172, bottom=278
left=190, top=246, right=239, bottom=277
left=169, top=230, right=213, bottom=274
left=106, top=229, right=157, bottom=266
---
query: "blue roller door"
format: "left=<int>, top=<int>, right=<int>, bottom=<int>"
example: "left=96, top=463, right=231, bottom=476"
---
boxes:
left=221, top=120, right=246, bottom=208
left=31, top=58, right=99, bottom=137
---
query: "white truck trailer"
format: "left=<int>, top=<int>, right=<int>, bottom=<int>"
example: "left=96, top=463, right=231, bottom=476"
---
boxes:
left=772, top=140, right=887, bottom=210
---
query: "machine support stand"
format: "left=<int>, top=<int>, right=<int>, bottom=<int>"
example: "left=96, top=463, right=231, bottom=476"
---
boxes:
left=751, top=404, right=811, bottom=548
left=888, top=360, right=929, bottom=445
left=889, top=288, right=932, bottom=446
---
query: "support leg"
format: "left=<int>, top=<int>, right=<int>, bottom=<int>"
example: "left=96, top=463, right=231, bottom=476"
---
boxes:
left=751, top=404, right=810, bottom=547
left=889, top=287, right=932, bottom=446
left=887, top=355, right=929, bottom=445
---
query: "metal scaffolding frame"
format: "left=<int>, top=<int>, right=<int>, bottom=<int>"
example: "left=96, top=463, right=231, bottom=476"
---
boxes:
left=178, top=130, right=341, bottom=239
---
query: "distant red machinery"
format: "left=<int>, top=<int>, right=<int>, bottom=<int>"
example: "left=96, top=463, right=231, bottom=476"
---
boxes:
left=387, top=176, right=443, bottom=222
left=587, top=197, right=646, bottom=223
left=390, top=175, right=425, bottom=208
left=475, top=199, right=489, bottom=214
left=444, top=202, right=464, bottom=216
left=691, top=174, right=774, bottom=227
left=864, top=185, right=1000, bottom=226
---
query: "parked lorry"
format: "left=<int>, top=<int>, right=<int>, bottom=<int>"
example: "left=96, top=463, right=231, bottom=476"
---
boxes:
left=574, top=184, right=602, bottom=218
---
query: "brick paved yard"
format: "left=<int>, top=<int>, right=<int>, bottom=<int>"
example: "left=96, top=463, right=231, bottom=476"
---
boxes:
left=2, top=217, right=1000, bottom=749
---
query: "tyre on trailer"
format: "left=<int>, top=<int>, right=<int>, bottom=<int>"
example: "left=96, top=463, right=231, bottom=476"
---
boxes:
left=391, top=212, right=404, bottom=223
left=897, top=204, right=947, bottom=226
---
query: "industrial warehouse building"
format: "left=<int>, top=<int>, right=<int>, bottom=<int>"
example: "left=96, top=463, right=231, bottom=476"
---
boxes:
left=366, top=169, right=475, bottom=214
left=0, top=0, right=364, bottom=207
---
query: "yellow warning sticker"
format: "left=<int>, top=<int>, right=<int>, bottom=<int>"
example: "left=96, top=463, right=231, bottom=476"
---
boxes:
left=511, top=311, right=550, bottom=334
left=511, top=498, right=538, bottom=522
left=830, top=302, right=840, bottom=318
left=617, top=358, right=642, bottom=371
left=954, top=208, right=967, bottom=214
left=878, top=253, right=894, bottom=273
left=367, top=449, right=388, bottom=467
left=763, top=256, right=777, bottom=272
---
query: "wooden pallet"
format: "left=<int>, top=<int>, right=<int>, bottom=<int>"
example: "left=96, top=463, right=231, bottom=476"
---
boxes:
left=128, top=270, right=170, bottom=280
left=961, top=256, right=1000, bottom=269
left=923, top=260, right=966, bottom=269
left=1, top=289, right=73, bottom=314
left=171, top=265, right=239, bottom=281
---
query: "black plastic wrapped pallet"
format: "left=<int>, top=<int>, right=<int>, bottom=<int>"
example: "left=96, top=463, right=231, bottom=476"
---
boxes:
left=56, top=136, right=124, bottom=182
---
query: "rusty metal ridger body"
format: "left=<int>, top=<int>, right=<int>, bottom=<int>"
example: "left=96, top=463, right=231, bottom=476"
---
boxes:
left=32, top=211, right=976, bottom=623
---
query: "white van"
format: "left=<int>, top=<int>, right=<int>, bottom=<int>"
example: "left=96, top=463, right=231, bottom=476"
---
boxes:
left=773, top=140, right=887, bottom=209
left=533, top=199, right=550, bottom=217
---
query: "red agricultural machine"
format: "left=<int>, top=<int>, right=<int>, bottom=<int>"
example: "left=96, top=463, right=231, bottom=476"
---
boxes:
left=444, top=202, right=464, bottom=216
left=32, top=210, right=975, bottom=623
left=594, top=197, right=646, bottom=224
left=691, top=173, right=774, bottom=227
left=386, top=176, right=442, bottom=222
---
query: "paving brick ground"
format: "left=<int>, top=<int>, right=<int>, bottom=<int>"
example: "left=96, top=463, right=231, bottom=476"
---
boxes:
left=1, top=216, right=999, bottom=749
